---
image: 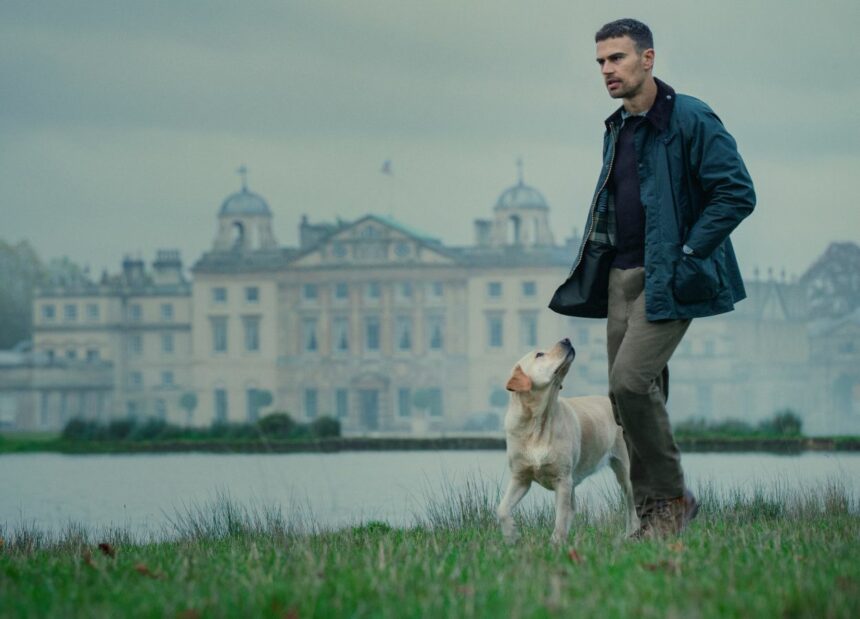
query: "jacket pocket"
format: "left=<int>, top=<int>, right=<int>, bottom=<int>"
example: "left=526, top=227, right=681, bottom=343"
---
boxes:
left=673, top=254, right=721, bottom=304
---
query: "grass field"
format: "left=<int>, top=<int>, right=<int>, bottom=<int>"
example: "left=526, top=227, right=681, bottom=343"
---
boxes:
left=1, top=480, right=859, bottom=618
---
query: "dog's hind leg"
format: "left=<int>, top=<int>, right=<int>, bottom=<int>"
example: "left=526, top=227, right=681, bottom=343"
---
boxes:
left=608, top=432, right=639, bottom=535
left=497, top=477, right=530, bottom=543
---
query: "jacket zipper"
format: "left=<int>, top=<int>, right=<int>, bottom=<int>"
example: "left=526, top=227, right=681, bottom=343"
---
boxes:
left=569, top=123, right=618, bottom=274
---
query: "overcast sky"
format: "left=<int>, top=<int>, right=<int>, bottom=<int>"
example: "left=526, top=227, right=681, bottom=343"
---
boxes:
left=2, top=0, right=858, bottom=281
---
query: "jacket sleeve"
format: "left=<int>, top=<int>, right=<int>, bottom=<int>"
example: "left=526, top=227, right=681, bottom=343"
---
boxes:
left=683, top=101, right=755, bottom=258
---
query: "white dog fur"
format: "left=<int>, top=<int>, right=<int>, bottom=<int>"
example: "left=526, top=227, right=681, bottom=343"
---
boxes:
left=497, top=338, right=638, bottom=544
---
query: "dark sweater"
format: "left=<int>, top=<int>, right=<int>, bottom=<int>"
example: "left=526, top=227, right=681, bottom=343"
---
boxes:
left=611, top=115, right=646, bottom=269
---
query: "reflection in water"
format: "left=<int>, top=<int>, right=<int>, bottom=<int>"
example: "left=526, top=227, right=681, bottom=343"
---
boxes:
left=1, top=451, right=857, bottom=535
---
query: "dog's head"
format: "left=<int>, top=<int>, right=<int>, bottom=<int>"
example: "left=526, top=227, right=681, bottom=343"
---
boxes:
left=506, top=338, right=576, bottom=397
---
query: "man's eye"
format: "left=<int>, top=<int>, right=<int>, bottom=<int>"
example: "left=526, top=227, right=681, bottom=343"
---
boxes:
left=535, top=352, right=544, bottom=358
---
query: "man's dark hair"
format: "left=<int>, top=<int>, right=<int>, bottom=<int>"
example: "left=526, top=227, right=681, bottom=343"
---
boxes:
left=595, top=19, right=653, bottom=53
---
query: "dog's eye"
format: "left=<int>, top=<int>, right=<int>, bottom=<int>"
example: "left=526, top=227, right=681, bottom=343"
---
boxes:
left=535, top=352, right=544, bottom=358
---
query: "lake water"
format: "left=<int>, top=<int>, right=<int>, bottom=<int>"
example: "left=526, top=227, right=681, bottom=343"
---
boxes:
left=1, top=451, right=858, bottom=536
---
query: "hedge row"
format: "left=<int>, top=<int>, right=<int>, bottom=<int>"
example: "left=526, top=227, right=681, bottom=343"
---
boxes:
left=61, top=412, right=340, bottom=442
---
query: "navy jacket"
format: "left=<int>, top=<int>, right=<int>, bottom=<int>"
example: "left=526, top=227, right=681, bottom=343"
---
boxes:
left=550, top=79, right=755, bottom=320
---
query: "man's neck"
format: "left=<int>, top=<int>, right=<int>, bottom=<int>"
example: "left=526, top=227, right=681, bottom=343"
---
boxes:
left=623, top=76, right=658, bottom=115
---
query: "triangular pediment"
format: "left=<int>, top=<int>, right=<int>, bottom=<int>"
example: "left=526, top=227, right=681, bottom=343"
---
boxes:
left=290, top=215, right=456, bottom=267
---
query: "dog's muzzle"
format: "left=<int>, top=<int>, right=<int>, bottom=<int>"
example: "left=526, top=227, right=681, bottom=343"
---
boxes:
left=559, top=338, right=576, bottom=363
left=554, top=338, right=576, bottom=382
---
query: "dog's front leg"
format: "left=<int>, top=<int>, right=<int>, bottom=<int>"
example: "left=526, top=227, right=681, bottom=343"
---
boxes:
left=497, top=477, right=530, bottom=543
left=550, top=478, right=574, bottom=545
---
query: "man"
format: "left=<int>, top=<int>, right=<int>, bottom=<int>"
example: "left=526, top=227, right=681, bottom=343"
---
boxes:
left=549, top=18, right=755, bottom=537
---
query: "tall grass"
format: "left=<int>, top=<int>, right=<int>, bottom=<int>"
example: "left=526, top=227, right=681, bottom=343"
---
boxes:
left=0, top=478, right=855, bottom=555
left=2, top=479, right=858, bottom=619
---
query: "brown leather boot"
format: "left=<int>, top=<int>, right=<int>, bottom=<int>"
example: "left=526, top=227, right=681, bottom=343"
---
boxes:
left=628, top=489, right=699, bottom=540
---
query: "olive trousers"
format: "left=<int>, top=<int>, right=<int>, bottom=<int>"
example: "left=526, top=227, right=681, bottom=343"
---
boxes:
left=607, top=267, right=690, bottom=510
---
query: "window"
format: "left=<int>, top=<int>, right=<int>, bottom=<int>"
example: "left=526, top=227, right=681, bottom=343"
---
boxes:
left=243, top=316, right=260, bottom=352
left=214, top=389, right=228, bottom=423
left=487, top=282, right=503, bottom=298
left=428, top=388, right=443, bottom=417
left=334, top=282, right=349, bottom=300
left=365, top=316, right=381, bottom=351
left=154, top=399, right=167, bottom=420
left=86, top=348, right=99, bottom=362
left=430, top=281, right=444, bottom=298
left=86, top=303, right=100, bottom=321
left=245, top=286, right=259, bottom=303
left=129, top=334, right=143, bottom=356
left=366, top=282, right=382, bottom=300
left=160, top=303, right=173, bottom=321
left=520, top=313, right=538, bottom=347
left=522, top=281, right=537, bottom=297
left=212, top=287, right=227, bottom=303
left=333, top=317, right=350, bottom=352
left=127, top=401, right=141, bottom=420
left=161, top=333, right=174, bottom=354
left=302, top=284, right=318, bottom=301
left=398, top=388, right=412, bottom=418
left=128, top=303, right=142, bottom=321
left=66, top=349, right=77, bottom=360
left=129, top=371, right=143, bottom=389
left=427, top=315, right=444, bottom=351
left=246, top=389, right=262, bottom=422
left=703, top=340, right=716, bottom=357
left=304, top=389, right=318, bottom=418
left=302, top=318, right=318, bottom=352
left=210, top=317, right=228, bottom=353
left=64, top=304, right=78, bottom=321
left=398, top=282, right=413, bottom=300
left=487, top=314, right=504, bottom=348
left=161, top=371, right=174, bottom=387
left=395, top=316, right=412, bottom=351
left=42, top=304, right=56, bottom=321
left=336, top=389, right=349, bottom=419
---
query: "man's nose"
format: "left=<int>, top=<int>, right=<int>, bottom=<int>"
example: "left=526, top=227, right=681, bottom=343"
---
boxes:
left=601, top=62, right=612, bottom=75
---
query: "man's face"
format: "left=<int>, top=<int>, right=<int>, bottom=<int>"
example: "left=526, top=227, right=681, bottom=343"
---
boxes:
left=595, top=36, right=654, bottom=100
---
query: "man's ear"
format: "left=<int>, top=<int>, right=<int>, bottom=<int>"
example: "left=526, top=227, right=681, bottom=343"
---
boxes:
left=505, top=364, right=532, bottom=393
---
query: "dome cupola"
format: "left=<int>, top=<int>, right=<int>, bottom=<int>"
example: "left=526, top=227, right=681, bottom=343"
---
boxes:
left=475, top=159, right=555, bottom=248
left=212, top=166, right=278, bottom=252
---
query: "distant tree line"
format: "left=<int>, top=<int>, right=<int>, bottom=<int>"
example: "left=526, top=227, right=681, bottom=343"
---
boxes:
left=60, top=412, right=340, bottom=442
left=0, top=239, right=88, bottom=349
left=675, top=409, right=803, bottom=438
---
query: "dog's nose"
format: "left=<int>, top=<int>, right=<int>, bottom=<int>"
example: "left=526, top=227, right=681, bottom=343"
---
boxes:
left=561, top=337, right=571, bottom=347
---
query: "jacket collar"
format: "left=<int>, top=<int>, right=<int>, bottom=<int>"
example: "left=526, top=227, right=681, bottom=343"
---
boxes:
left=604, top=77, right=676, bottom=132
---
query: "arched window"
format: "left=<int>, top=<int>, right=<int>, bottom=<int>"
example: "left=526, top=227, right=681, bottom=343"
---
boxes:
left=507, top=215, right=521, bottom=245
left=231, top=221, right=245, bottom=248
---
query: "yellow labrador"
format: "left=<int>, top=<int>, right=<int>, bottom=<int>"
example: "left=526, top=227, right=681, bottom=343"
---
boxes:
left=497, top=338, right=638, bottom=544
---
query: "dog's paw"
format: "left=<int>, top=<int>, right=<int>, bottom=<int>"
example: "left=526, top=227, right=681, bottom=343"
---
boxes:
left=502, top=529, right=520, bottom=545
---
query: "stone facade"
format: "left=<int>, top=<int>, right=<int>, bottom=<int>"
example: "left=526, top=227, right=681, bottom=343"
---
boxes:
left=5, top=175, right=858, bottom=435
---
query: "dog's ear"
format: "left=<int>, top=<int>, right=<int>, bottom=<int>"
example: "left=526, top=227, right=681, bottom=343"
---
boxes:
left=505, top=364, right=532, bottom=393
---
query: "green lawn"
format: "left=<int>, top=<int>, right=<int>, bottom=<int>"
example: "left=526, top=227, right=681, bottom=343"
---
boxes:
left=1, top=482, right=858, bottom=618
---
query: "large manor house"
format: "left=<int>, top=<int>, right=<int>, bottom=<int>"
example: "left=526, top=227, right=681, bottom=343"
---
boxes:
left=3, top=171, right=859, bottom=435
